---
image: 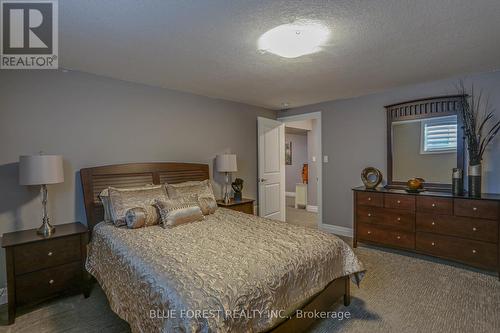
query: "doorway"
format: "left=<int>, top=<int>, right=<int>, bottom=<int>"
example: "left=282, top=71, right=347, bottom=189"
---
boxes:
left=257, top=112, right=322, bottom=227
left=282, top=120, right=318, bottom=228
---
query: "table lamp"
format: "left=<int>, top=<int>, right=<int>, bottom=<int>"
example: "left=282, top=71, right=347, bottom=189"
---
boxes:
left=19, top=154, right=64, bottom=237
left=216, top=154, right=237, bottom=204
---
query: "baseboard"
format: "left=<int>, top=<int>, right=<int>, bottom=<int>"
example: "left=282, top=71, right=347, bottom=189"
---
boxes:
left=0, top=288, right=7, bottom=305
left=306, top=205, right=318, bottom=213
left=285, top=192, right=296, bottom=197
left=320, top=224, right=353, bottom=237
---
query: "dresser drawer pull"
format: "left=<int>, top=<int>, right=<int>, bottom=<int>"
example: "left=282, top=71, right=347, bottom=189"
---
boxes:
left=47, top=251, right=53, bottom=256
left=396, top=235, right=401, bottom=240
left=368, top=197, right=371, bottom=201
left=472, top=207, right=477, bottom=211
left=368, top=213, right=372, bottom=217
left=431, top=221, right=435, bottom=226
left=472, top=227, right=477, bottom=231
left=431, top=203, right=436, bottom=207
left=367, top=231, right=372, bottom=235
left=472, top=249, right=477, bottom=254
left=431, top=242, right=436, bottom=246
left=397, top=217, right=401, bottom=221
left=49, top=279, right=54, bottom=285
left=397, top=200, right=401, bottom=204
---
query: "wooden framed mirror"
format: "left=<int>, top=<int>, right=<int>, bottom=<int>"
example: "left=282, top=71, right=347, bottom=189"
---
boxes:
left=386, top=95, right=465, bottom=191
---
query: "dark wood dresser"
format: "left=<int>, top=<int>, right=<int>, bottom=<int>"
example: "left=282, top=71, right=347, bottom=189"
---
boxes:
left=353, top=187, right=500, bottom=276
left=217, top=198, right=255, bottom=214
left=1, top=222, right=89, bottom=324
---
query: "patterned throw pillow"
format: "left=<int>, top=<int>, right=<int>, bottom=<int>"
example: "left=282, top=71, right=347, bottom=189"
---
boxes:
left=166, top=180, right=217, bottom=215
left=154, top=197, right=204, bottom=228
left=108, top=185, right=168, bottom=227
left=99, top=184, right=160, bottom=223
left=124, top=206, right=160, bottom=229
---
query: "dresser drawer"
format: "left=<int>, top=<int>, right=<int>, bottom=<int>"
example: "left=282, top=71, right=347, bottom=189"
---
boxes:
left=416, top=196, right=453, bottom=215
left=384, top=194, right=415, bottom=211
left=14, top=235, right=81, bottom=275
left=416, top=232, right=497, bottom=269
left=357, top=206, right=414, bottom=231
left=16, top=261, right=82, bottom=305
left=358, top=223, right=415, bottom=250
left=454, top=199, right=499, bottom=220
left=356, top=192, right=383, bottom=207
left=416, top=213, right=498, bottom=243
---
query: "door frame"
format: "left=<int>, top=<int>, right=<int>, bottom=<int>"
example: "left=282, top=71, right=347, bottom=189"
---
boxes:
left=277, top=111, right=323, bottom=229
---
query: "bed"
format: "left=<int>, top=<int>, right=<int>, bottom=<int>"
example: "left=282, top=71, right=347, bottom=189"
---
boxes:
left=81, top=162, right=365, bottom=333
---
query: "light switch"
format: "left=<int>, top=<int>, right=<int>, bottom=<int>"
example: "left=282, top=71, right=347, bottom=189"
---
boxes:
left=323, top=155, right=329, bottom=163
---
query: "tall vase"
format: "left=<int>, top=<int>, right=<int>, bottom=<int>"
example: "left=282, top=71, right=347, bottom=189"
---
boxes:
left=468, top=164, right=482, bottom=198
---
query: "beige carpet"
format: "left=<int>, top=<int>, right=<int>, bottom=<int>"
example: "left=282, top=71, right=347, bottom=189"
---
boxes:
left=285, top=196, right=318, bottom=229
left=1, top=246, right=499, bottom=333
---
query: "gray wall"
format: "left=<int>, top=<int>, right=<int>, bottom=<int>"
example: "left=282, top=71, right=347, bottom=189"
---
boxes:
left=0, top=70, right=275, bottom=288
left=393, top=121, right=456, bottom=183
left=279, top=71, right=500, bottom=229
left=285, top=133, right=307, bottom=193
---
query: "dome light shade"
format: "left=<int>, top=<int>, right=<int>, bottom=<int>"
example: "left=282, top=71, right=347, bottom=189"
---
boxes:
left=258, top=20, right=330, bottom=58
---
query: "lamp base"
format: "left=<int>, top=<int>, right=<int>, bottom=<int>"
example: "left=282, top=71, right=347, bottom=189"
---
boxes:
left=37, top=218, right=55, bottom=237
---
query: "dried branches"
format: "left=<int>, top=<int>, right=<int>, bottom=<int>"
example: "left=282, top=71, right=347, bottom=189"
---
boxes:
left=457, top=82, right=500, bottom=166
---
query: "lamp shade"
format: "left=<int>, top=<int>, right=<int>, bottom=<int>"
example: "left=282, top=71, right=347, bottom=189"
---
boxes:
left=216, top=154, right=237, bottom=172
left=19, top=155, right=64, bottom=185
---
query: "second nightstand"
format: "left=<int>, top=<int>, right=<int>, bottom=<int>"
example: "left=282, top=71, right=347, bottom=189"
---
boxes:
left=217, top=198, right=255, bottom=215
left=1, top=222, right=89, bottom=324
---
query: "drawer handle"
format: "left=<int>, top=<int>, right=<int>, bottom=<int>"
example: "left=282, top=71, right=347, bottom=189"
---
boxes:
left=367, top=231, right=372, bottom=235
left=368, top=197, right=372, bottom=201
left=472, top=227, right=477, bottom=232
left=396, top=235, right=401, bottom=240
left=47, top=251, right=53, bottom=256
left=397, top=200, right=401, bottom=204
left=431, top=242, right=436, bottom=246
left=397, top=217, right=401, bottom=222
left=431, top=203, right=436, bottom=208
left=472, top=249, right=477, bottom=254
left=431, top=221, right=436, bottom=226
left=368, top=213, right=372, bottom=217
left=472, top=207, right=477, bottom=211
left=49, top=279, right=54, bottom=285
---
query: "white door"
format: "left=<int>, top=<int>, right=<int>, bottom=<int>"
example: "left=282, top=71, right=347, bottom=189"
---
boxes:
left=258, top=117, right=285, bottom=221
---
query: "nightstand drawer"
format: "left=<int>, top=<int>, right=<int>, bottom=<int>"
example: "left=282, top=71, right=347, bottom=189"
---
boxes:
left=14, top=235, right=81, bottom=275
left=16, top=261, right=82, bottom=305
left=230, top=202, right=254, bottom=214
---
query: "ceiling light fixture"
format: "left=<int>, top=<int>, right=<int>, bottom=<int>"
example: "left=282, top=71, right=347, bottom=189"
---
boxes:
left=258, top=20, right=330, bottom=59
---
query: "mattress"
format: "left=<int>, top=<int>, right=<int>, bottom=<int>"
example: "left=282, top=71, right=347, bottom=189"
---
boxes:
left=86, top=208, right=364, bottom=333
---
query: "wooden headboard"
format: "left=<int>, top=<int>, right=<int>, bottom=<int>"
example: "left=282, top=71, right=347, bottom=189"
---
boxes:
left=80, top=162, right=210, bottom=230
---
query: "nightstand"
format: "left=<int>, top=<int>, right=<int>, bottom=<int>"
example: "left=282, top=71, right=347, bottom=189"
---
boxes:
left=1, top=222, right=89, bottom=324
left=217, top=198, right=255, bottom=215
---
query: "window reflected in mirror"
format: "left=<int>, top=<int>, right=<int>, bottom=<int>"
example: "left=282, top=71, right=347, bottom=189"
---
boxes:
left=392, top=115, right=457, bottom=184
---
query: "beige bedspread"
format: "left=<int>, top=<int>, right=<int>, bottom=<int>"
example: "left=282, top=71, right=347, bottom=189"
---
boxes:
left=86, top=208, right=364, bottom=333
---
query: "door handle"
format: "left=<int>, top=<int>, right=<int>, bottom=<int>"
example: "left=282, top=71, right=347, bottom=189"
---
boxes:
left=260, top=178, right=267, bottom=182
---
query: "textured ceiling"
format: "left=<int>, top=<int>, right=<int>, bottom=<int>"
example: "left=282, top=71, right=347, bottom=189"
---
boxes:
left=60, top=0, right=500, bottom=109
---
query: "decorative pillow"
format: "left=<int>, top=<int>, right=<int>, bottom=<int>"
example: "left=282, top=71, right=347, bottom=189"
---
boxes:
left=154, top=197, right=204, bottom=228
left=108, top=185, right=168, bottom=227
left=99, top=184, right=159, bottom=223
left=98, top=189, right=113, bottom=222
left=124, top=206, right=160, bottom=229
left=166, top=180, right=217, bottom=215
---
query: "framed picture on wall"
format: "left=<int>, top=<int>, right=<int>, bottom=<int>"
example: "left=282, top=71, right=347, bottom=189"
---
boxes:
left=285, top=141, right=292, bottom=165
